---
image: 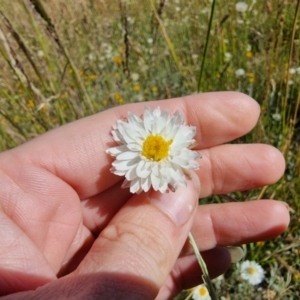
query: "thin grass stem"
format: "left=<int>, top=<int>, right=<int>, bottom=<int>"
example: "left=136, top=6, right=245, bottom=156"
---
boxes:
left=197, top=0, right=216, bottom=92
left=282, top=0, right=299, bottom=122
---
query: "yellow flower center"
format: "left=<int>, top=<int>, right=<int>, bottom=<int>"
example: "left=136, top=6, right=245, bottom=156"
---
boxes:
left=247, top=267, right=256, bottom=274
left=198, top=286, right=208, bottom=296
left=142, top=134, right=172, bottom=161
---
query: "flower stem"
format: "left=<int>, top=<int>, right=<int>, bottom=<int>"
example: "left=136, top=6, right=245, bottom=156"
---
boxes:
left=188, top=232, right=218, bottom=300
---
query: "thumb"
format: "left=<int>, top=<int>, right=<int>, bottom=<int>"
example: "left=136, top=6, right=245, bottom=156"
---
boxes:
left=76, top=172, right=200, bottom=299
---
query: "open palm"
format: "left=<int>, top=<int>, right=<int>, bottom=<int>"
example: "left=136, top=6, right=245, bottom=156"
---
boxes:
left=0, top=92, right=289, bottom=299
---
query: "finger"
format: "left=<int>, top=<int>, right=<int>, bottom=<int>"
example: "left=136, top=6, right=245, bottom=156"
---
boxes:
left=156, top=248, right=231, bottom=300
left=81, top=181, right=131, bottom=235
left=190, top=200, right=290, bottom=252
left=0, top=163, right=84, bottom=274
left=198, top=143, right=285, bottom=197
left=81, top=143, right=285, bottom=233
left=0, top=210, right=56, bottom=296
left=157, top=200, right=290, bottom=299
left=8, top=92, right=260, bottom=199
left=75, top=173, right=200, bottom=299
left=3, top=248, right=230, bottom=300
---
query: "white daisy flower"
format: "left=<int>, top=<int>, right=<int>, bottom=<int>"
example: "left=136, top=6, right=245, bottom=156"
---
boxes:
left=130, top=73, right=140, bottom=81
left=235, top=68, right=246, bottom=77
left=289, top=67, right=296, bottom=75
left=191, top=284, right=211, bottom=300
left=272, top=113, right=281, bottom=121
left=235, top=1, right=248, bottom=13
left=106, top=106, right=201, bottom=194
left=240, top=260, right=265, bottom=285
left=224, top=52, right=232, bottom=62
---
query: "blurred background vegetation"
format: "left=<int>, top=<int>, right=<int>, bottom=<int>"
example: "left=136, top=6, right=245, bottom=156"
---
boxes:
left=0, top=0, right=299, bottom=298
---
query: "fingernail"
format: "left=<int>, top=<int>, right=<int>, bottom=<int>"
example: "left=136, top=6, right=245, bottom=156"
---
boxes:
left=227, top=246, right=245, bottom=263
left=279, top=201, right=290, bottom=211
left=148, top=172, right=200, bottom=227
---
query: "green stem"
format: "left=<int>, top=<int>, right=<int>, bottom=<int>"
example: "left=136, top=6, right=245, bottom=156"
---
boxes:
left=188, top=232, right=218, bottom=300
left=197, top=0, right=216, bottom=92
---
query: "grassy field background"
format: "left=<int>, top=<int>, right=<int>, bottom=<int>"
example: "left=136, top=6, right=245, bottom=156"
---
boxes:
left=0, top=0, right=299, bottom=298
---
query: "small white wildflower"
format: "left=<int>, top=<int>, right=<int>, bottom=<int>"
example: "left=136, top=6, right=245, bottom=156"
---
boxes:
left=235, top=68, right=246, bottom=77
left=289, top=67, right=296, bottom=75
left=224, top=52, right=232, bottom=62
left=131, top=73, right=140, bottom=82
left=147, top=38, right=153, bottom=44
left=272, top=113, right=281, bottom=121
left=175, top=6, right=181, bottom=11
left=288, top=79, right=294, bottom=85
left=192, top=54, right=199, bottom=60
left=191, top=284, right=211, bottom=300
left=200, top=7, right=210, bottom=14
left=127, top=17, right=134, bottom=24
left=37, top=50, right=44, bottom=58
left=213, top=274, right=224, bottom=289
left=106, top=106, right=201, bottom=194
left=235, top=1, right=248, bottom=13
left=241, top=260, right=265, bottom=285
left=135, top=94, right=144, bottom=102
left=296, top=67, right=300, bottom=74
left=88, top=53, right=95, bottom=61
left=103, top=43, right=112, bottom=54
left=237, top=18, right=245, bottom=24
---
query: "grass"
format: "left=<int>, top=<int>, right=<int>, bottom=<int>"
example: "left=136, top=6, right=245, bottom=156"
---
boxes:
left=0, top=0, right=299, bottom=298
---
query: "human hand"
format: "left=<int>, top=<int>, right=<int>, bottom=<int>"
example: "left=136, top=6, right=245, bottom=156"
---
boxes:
left=0, top=92, right=289, bottom=299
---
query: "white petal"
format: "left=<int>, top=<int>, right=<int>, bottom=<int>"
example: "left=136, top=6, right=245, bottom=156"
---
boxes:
left=172, top=126, right=196, bottom=147
left=127, top=143, right=142, bottom=151
left=188, top=160, right=200, bottom=170
left=153, top=108, right=169, bottom=134
left=143, top=106, right=154, bottom=133
left=171, top=149, right=200, bottom=169
left=124, top=124, right=145, bottom=142
left=151, top=172, right=160, bottom=191
left=141, top=176, right=151, bottom=192
left=106, top=145, right=128, bottom=156
left=128, top=112, right=142, bottom=124
left=130, top=177, right=141, bottom=194
left=112, top=157, right=140, bottom=171
left=169, top=165, right=184, bottom=180
left=170, top=156, right=190, bottom=168
left=152, top=106, right=161, bottom=117
left=158, top=164, right=171, bottom=182
left=125, top=167, right=137, bottom=180
left=151, top=162, right=159, bottom=176
left=112, top=169, right=127, bottom=176
left=112, top=129, right=125, bottom=144
left=162, top=118, right=181, bottom=139
left=135, top=160, right=151, bottom=178
left=158, top=180, right=168, bottom=193
left=117, top=151, right=139, bottom=160
left=171, top=140, right=193, bottom=151
left=136, top=159, right=145, bottom=176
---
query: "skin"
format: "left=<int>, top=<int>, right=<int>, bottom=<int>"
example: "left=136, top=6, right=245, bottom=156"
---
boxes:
left=0, top=92, right=289, bottom=299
